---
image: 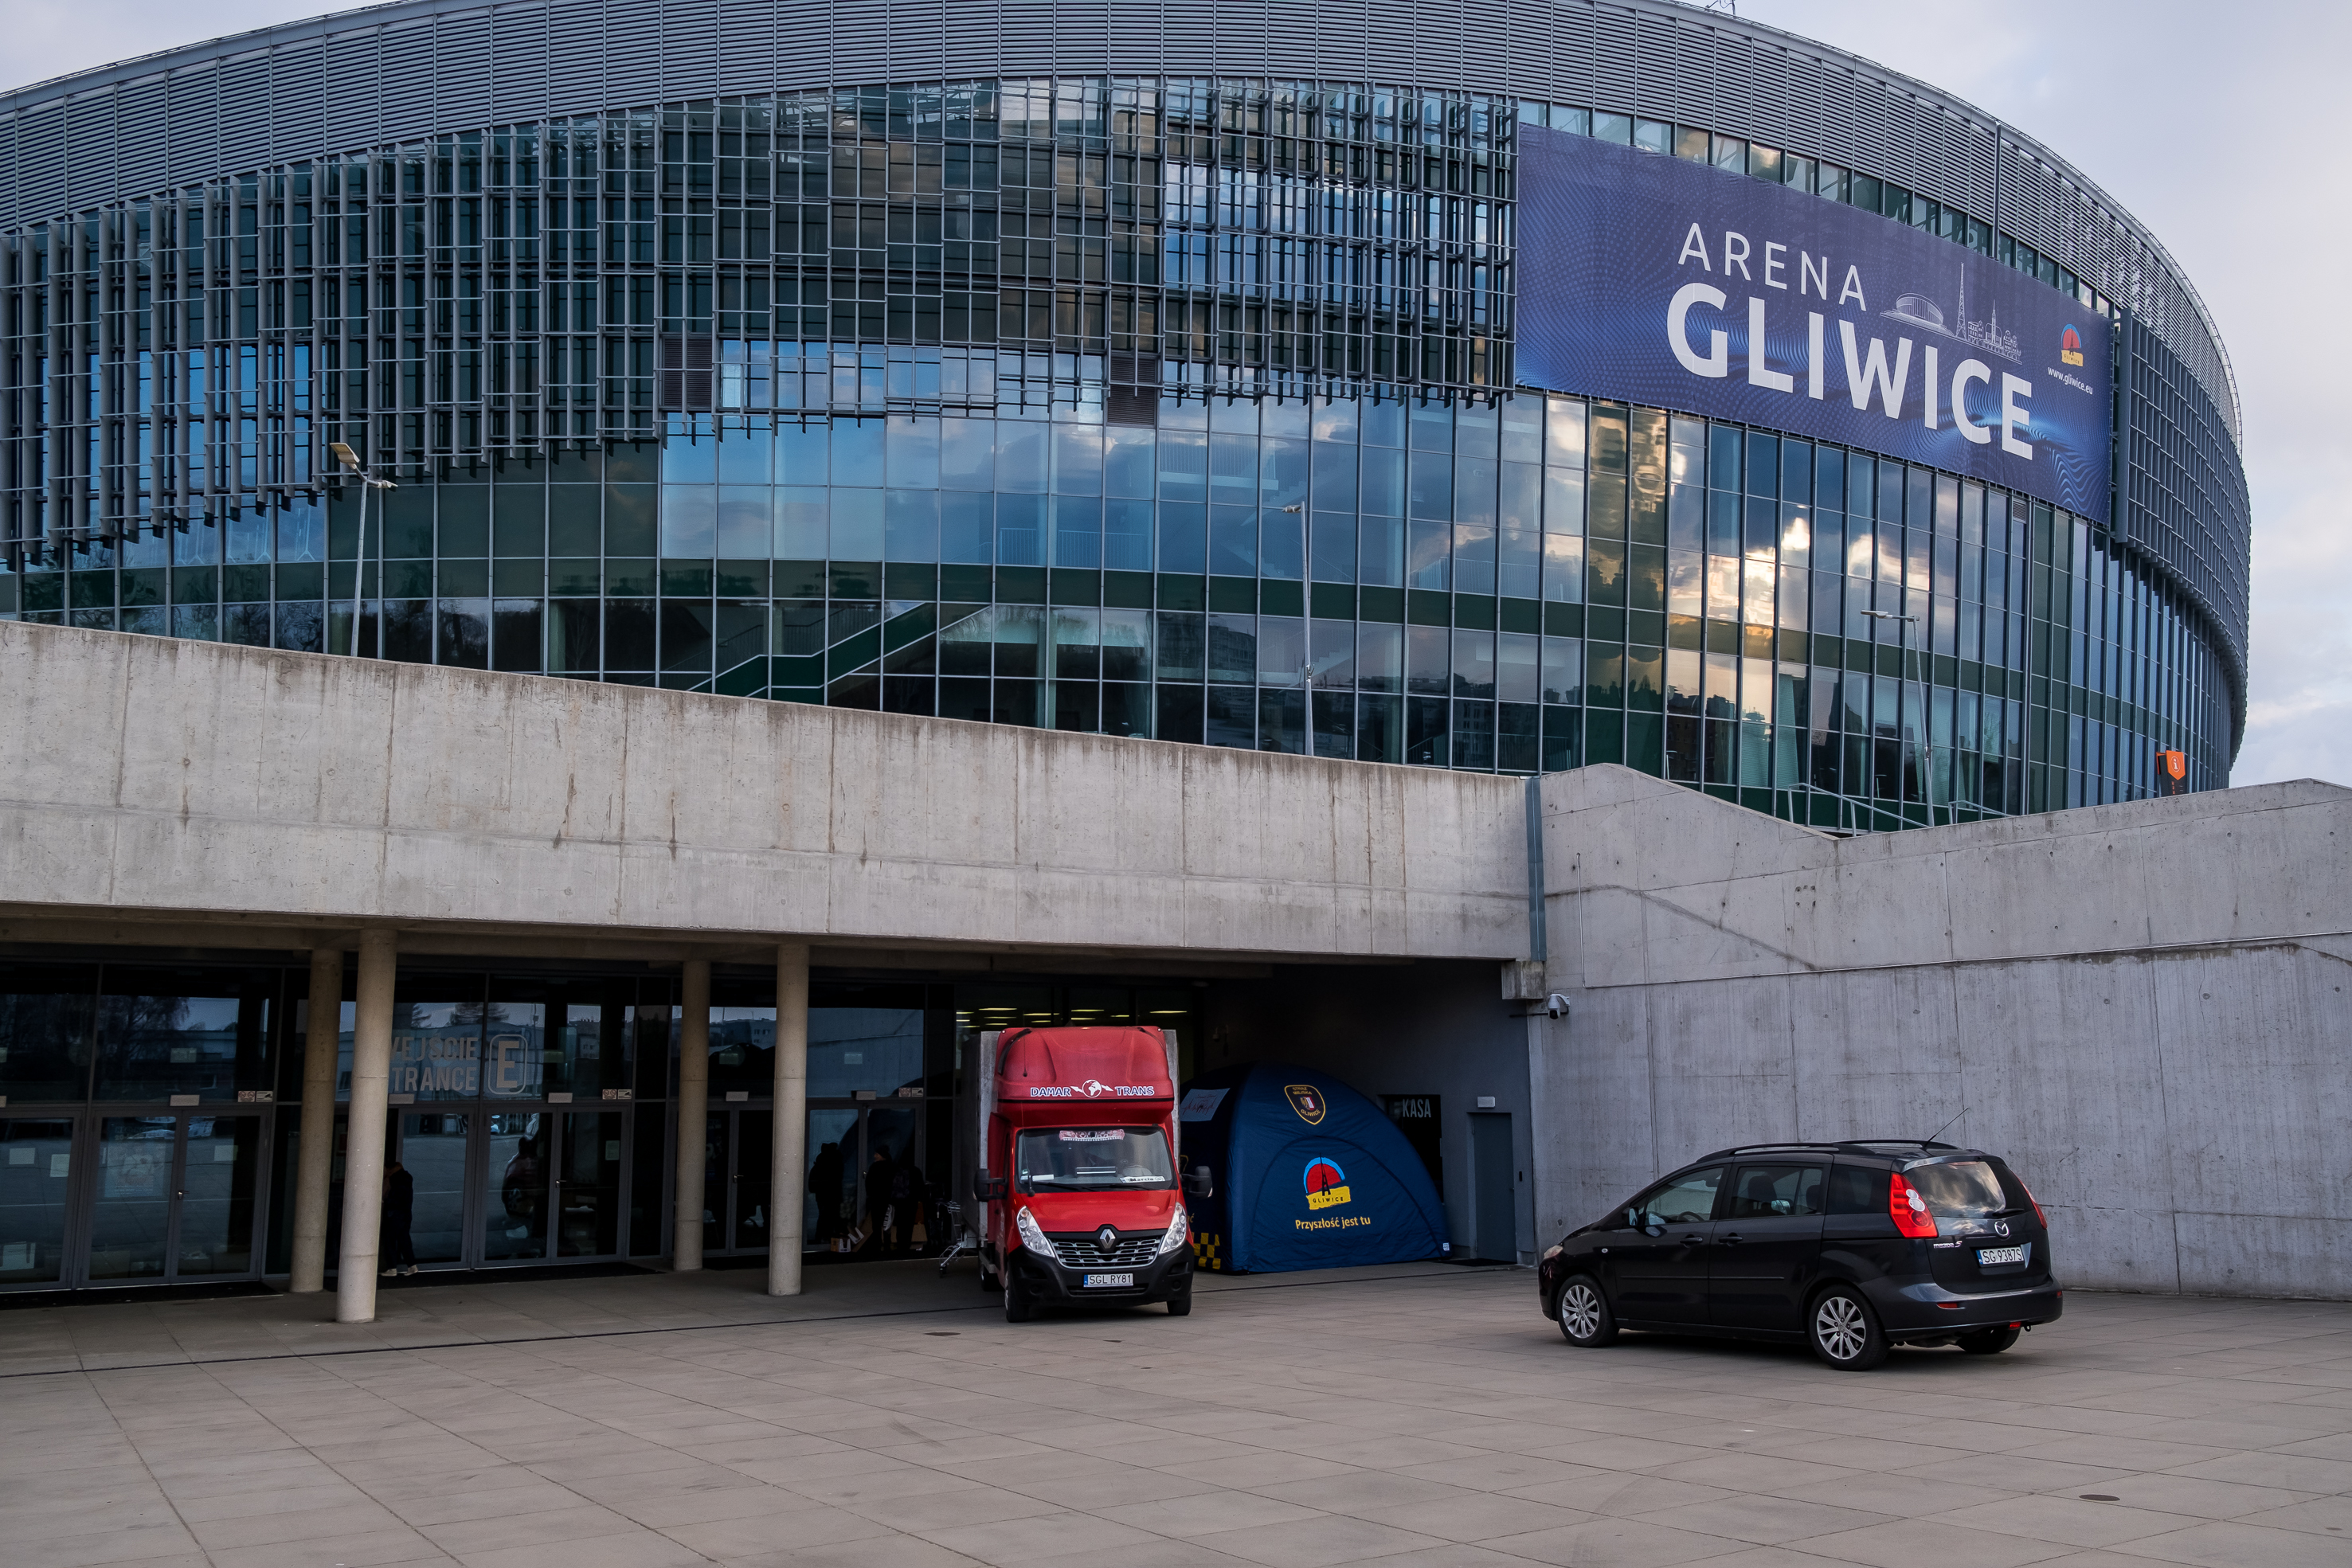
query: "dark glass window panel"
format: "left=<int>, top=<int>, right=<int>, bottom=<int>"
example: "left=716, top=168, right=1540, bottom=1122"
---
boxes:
left=1311, top=690, right=1355, bottom=758
left=1405, top=695, right=1450, bottom=766
left=1155, top=684, right=1205, bottom=745
left=938, top=677, right=992, bottom=722
left=382, top=600, right=433, bottom=663
left=1204, top=685, right=1256, bottom=749
left=1357, top=694, right=1403, bottom=762
left=1053, top=681, right=1101, bottom=732
left=0, top=1118, right=77, bottom=1282
left=990, top=680, right=1038, bottom=726
left=1743, top=432, right=1779, bottom=497
left=437, top=599, right=490, bottom=667
left=551, top=600, right=601, bottom=674
left=605, top=599, right=657, bottom=669
left=1101, top=682, right=1151, bottom=738
left=0, top=964, right=97, bottom=1102
left=661, top=601, right=714, bottom=673
left=1453, top=700, right=1496, bottom=770
left=1257, top=688, right=1306, bottom=754
left=94, top=967, right=279, bottom=1103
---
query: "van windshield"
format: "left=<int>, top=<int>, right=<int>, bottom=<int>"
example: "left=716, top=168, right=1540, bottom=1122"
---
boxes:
left=1016, top=1128, right=1173, bottom=1193
left=1905, top=1159, right=2014, bottom=1224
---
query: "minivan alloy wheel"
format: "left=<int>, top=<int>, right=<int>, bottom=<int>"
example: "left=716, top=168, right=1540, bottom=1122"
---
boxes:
left=1815, top=1295, right=1868, bottom=1359
left=1556, top=1277, right=1617, bottom=1346
left=1808, top=1286, right=1887, bottom=1370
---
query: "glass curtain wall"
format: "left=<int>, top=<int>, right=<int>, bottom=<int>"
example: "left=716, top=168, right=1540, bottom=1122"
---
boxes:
left=0, top=79, right=2236, bottom=819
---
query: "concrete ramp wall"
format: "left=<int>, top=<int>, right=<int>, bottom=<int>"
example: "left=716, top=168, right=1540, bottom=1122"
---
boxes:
left=1533, top=768, right=2352, bottom=1298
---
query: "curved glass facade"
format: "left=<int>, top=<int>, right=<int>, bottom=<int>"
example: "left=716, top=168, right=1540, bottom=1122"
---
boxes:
left=0, top=8, right=2248, bottom=820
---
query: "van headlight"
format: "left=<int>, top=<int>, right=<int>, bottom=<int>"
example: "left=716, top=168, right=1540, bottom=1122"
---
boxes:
left=1157, top=1208, right=1190, bottom=1257
left=1014, top=1206, right=1054, bottom=1260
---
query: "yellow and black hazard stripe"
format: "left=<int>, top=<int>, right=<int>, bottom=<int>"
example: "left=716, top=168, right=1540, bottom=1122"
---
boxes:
left=1190, top=1232, right=1223, bottom=1272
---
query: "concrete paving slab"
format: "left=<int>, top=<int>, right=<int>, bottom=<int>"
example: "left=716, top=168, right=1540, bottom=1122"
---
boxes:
left=3, top=1268, right=2351, bottom=1568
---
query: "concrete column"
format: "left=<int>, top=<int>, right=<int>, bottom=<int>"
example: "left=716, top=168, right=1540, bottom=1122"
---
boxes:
left=288, top=948, right=344, bottom=1293
left=335, top=929, right=397, bottom=1323
left=768, top=941, right=809, bottom=1296
left=673, top=959, right=711, bottom=1272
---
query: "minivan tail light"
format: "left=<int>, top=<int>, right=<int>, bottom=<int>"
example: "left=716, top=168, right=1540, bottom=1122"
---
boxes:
left=1888, top=1171, right=1938, bottom=1238
left=2019, top=1178, right=2046, bottom=1228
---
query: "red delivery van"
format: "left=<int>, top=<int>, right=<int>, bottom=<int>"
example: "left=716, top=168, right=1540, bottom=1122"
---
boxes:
left=972, top=1026, right=1211, bottom=1322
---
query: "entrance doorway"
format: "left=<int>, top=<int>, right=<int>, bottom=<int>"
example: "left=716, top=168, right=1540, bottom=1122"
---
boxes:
left=1470, top=1111, right=1516, bottom=1264
left=697, top=1106, right=775, bottom=1256
left=804, top=1101, right=927, bottom=1255
left=0, top=1112, right=269, bottom=1289
left=388, top=1106, right=631, bottom=1268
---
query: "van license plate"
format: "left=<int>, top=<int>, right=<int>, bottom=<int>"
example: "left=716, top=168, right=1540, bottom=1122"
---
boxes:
left=1082, top=1273, right=1134, bottom=1288
left=1977, top=1245, right=2026, bottom=1265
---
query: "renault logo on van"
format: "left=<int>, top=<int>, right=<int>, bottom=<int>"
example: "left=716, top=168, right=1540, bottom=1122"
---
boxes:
left=1096, top=1226, right=1118, bottom=1249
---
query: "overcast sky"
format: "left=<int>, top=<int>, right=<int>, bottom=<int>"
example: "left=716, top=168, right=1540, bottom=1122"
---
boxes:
left=5, top=1, right=2341, bottom=787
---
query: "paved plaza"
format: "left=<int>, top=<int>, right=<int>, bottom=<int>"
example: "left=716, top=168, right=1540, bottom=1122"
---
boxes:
left=2, top=1264, right=2349, bottom=1568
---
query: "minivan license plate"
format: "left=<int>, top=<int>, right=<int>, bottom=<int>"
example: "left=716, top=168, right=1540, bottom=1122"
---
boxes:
left=1083, top=1273, right=1134, bottom=1288
left=1977, top=1245, right=2026, bottom=1265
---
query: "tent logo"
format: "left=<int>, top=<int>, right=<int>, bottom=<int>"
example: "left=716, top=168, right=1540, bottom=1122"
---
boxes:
left=1303, top=1156, right=1352, bottom=1210
left=1284, top=1085, right=1327, bottom=1124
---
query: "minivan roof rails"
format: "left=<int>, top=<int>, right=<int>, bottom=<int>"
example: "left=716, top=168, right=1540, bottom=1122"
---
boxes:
left=1696, top=1140, right=1962, bottom=1162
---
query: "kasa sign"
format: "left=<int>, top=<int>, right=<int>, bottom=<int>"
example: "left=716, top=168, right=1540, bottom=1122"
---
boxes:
left=1516, top=127, right=2111, bottom=522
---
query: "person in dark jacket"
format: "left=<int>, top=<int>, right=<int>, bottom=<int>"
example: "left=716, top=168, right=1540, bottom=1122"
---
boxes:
left=863, top=1150, right=895, bottom=1253
left=884, top=1159, right=927, bottom=1256
left=379, top=1157, right=417, bottom=1277
left=808, top=1141, right=846, bottom=1245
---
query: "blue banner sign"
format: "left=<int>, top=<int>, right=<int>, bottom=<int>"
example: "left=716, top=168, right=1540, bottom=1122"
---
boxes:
left=1516, top=127, right=2112, bottom=522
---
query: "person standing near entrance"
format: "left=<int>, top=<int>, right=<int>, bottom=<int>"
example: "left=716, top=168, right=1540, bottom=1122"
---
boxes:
left=863, top=1149, right=895, bottom=1253
left=379, top=1157, right=416, bottom=1278
left=885, top=1159, right=926, bottom=1256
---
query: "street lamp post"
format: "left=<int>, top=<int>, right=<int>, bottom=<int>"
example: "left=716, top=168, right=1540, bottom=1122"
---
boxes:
left=328, top=441, right=397, bottom=659
left=1861, top=608, right=1934, bottom=827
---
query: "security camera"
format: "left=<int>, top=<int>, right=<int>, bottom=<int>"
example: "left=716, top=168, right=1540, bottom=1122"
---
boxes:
left=1544, top=993, right=1571, bottom=1021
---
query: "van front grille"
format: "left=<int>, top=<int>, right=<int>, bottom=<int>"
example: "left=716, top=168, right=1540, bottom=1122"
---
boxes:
left=1047, top=1231, right=1158, bottom=1268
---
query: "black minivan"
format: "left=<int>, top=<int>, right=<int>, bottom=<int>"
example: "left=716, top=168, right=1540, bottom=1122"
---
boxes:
left=1536, top=1141, right=2061, bottom=1370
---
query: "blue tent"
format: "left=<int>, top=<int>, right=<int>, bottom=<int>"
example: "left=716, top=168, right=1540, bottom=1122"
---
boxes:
left=1178, top=1063, right=1451, bottom=1273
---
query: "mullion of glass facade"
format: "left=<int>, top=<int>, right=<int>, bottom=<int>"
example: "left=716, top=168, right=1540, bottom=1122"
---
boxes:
left=0, top=73, right=2238, bottom=822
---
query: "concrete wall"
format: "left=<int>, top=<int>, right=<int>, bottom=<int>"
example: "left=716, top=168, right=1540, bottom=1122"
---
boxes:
left=1531, top=766, right=2352, bottom=1298
left=0, top=622, right=1528, bottom=965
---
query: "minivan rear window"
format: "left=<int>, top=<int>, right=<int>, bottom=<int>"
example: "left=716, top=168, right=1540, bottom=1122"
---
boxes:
left=1905, top=1159, right=2010, bottom=1220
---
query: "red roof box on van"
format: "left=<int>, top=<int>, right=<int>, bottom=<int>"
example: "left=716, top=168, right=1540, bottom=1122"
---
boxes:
left=994, top=1026, right=1173, bottom=1105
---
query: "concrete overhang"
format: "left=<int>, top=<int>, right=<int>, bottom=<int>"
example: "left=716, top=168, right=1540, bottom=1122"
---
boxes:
left=0, top=622, right=1529, bottom=969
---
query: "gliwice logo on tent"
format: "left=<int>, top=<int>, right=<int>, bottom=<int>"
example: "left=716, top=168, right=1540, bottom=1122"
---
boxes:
left=1284, top=1084, right=1327, bottom=1124
left=1303, top=1156, right=1352, bottom=1210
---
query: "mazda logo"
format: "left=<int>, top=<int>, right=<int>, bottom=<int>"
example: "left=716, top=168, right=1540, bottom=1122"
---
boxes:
left=1994, top=1221, right=2010, bottom=1238
left=1097, top=1226, right=1118, bottom=1249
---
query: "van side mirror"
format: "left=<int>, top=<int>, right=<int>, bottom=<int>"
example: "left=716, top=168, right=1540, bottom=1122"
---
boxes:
left=972, top=1171, right=1007, bottom=1202
left=1182, top=1165, right=1213, bottom=1199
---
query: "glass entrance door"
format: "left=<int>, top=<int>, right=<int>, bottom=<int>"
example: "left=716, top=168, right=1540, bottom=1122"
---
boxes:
left=84, top=1114, right=264, bottom=1284
left=806, top=1109, right=859, bottom=1251
left=0, top=1118, right=76, bottom=1288
left=470, top=1108, right=631, bottom=1265
left=803, top=1104, right=927, bottom=1257
left=554, top=1112, right=623, bottom=1257
left=481, top=1111, right=551, bottom=1261
left=693, top=1108, right=777, bottom=1257
left=730, top=1111, right=771, bottom=1253
left=395, top=1112, right=470, bottom=1265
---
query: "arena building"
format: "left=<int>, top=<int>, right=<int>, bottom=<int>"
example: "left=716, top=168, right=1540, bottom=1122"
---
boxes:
left=0, top=0, right=2285, bottom=1309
